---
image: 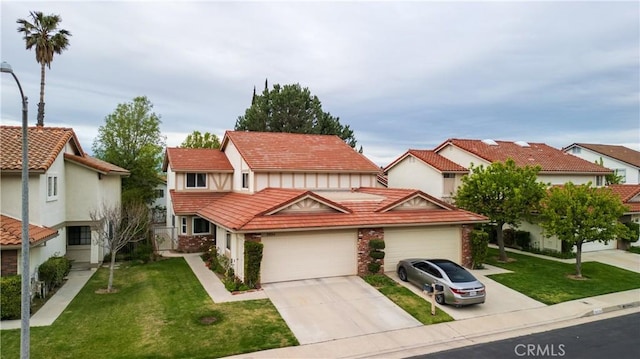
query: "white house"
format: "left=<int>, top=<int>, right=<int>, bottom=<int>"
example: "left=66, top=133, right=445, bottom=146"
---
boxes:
left=563, top=143, right=640, bottom=184
left=0, top=126, right=129, bottom=277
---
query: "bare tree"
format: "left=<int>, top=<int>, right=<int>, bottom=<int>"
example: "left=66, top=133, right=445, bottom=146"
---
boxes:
left=90, top=202, right=149, bottom=292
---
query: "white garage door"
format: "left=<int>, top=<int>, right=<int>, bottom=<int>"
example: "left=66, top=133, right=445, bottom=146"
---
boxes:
left=261, top=230, right=357, bottom=283
left=384, top=226, right=461, bottom=271
left=580, top=240, right=617, bottom=252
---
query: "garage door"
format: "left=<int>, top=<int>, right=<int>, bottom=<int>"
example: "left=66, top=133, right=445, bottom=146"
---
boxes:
left=580, top=240, right=617, bottom=252
left=261, top=230, right=357, bottom=283
left=384, top=226, right=461, bottom=271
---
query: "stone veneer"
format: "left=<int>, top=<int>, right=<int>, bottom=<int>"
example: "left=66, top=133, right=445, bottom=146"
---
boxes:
left=177, top=235, right=215, bottom=253
left=1, top=250, right=18, bottom=276
left=460, top=225, right=473, bottom=268
left=357, top=228, right=384, bottom=276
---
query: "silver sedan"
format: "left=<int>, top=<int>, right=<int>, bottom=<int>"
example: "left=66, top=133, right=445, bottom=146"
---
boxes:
left=397, top=258, right=486, bottom=306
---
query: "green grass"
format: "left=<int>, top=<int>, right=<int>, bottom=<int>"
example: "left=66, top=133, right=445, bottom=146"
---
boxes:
left=363, top=274, right=453, bottom=325
left=486, top=248, right=640, bottom=305
left=0, top=258, right=297, bottom=359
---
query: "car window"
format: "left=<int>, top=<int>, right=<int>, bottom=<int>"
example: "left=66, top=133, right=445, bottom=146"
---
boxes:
left=414, top=262, right=429, bottom=272
left=426, top=264, right=443, bottom=278
left=437, top=261, right=477, bottom=283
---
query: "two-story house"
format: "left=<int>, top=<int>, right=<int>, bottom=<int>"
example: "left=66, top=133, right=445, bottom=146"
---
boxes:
left=386, top=138, right=615, bottom=252
left=563, top=143, right=640, bottom=184
left=163, top=131, right=487, bottom=284
left=609, top=184, right=640, bottom=247
left=0, top=126, right=129, bottom=277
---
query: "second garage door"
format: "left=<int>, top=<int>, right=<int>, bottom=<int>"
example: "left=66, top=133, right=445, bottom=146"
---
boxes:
left=384, top=226, right=461, bottom=271
left=261, top=230, right=357, bottom=283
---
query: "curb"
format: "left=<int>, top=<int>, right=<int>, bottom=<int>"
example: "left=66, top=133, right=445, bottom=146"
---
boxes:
left=581, top=301, right=640, bottom=317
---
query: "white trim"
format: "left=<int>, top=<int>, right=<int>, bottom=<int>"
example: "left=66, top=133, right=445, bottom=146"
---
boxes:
left=47, top=174, right=59, bottom=201
left=186, top=173, right=207, bottom=188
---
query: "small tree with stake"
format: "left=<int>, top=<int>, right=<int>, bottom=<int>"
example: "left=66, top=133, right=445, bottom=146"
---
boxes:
left=90, top=203, right=149, bottom=292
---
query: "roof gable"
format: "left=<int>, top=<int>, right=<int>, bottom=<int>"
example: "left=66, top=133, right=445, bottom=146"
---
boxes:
left=375, top=191, right=452, bottom=213
left=435, top=138, right=611, bottom=173
left=608, top=185, right=640, bottom=213
left=265, top=193, right=351, bottom=215
left=385, top=150, right=468, bottom=173
left=64, top=154, right=130, bottom=176
left=163, top=147, right=233, bottom=172
left=567, top=143, right=640, bottom=168
left=221, top=131, right=380, bottom=173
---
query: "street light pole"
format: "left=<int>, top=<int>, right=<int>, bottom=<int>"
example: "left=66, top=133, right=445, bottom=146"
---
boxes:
left=1, top=61, right=30, bottom=359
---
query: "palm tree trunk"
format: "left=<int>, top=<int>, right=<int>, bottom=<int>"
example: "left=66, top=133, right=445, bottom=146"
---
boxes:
left=37, top=62, right=46, bottom=126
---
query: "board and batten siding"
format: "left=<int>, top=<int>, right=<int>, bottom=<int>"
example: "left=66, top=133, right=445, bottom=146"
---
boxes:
left=255, top=172, right=377, bottom=192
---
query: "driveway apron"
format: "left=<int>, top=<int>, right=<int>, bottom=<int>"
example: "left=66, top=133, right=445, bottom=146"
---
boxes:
left=263, top=276, right=422, bottom=345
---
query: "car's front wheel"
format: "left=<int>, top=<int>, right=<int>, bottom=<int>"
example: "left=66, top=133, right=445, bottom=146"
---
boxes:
left=435, top=293, right=446, bottom=305
left=398, top=267, right=408, bottom=281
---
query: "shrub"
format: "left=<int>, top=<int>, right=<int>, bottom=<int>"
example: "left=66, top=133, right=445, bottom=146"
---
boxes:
left=524, top=246, right=576, bottom=259
left=0, top=275, right=22, bottom=319
left=244, top=241, right=263, bottom=289
left=622, top=222, right=640, bottom=243
left=132, top=242, right=154, bottom=263
left=38, top=255, right=72, bottom=290
left=470, top=230, right=489, bottom=269
left=514, top=230, right=531, bottom=249
left=503, top=228, right=515, bottom=247
left=369, top=250, right=385, bottom=260
left=368, top=262, right=381, bottom=274
left=369, top=239, right=385, bottom=250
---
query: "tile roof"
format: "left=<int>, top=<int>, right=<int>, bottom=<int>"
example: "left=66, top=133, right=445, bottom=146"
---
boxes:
left=185, top=187, right=487, bottom=232
left=163, top=147, right=233, bottom=172
left=0, top=126, right=82, bottom=172
left=222, top=131, right=380, bottom=172
left=0, top=215, right=58, bottom=246
left=384, top=150, right=468, bottom=173
left=170, top=191, right=228, bottom=214
left=609, top=184, right=640, bottom=213
left=436, top=139, right=611, bottom=174
left=568, top=143, right=640, bottom=168
left=64, top=154, right=129, bottom=175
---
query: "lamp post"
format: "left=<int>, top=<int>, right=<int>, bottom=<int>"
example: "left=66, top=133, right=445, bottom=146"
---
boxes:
left=1, top=61, right=30, bottom=358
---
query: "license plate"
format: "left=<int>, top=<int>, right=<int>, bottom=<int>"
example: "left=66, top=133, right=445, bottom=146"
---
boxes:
left=469, top=291, right=477, bottom=296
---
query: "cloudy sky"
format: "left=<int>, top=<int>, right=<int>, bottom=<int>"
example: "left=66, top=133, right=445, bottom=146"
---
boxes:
left=1, top=0, right=638, bottom=166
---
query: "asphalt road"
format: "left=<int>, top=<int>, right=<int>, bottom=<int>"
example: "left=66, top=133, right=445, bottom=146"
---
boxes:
left=412, top=312, right=640, bottom=359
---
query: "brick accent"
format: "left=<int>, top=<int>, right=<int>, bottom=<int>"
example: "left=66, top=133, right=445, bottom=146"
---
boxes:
left=244, top=233, right=262, bottom=243
left=357, top=228, right=384, bottom=276
left=177, top=235, right=215, bottom=253
left=460, top=225, right=473, bottom=268
left=1, top=250, right=18, bottom=276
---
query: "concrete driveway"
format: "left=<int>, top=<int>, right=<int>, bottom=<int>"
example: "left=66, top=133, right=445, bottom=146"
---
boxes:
left=582, top=249, right=640, bottom=273
left=262, top=276, right=422, bottom=344
left=387, top=264, right=547, bottom=320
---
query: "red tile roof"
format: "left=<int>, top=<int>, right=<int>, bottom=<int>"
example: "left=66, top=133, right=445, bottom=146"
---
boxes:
left=568, top=143, right=640, bottom=168
left=170, top=190, right=228, bottom=214
left=163, top=147, right=233, bottom=172
left=435, top=139, right=611, bottom=174
left=187, top=187, right=487, bottom=232
left=0, top=126, right=82, bottom=172
left=384, top=150, right=468, bottom=173
left=64, top=154, right=129, bottom=176
left=609, top=184, right=640, bottom=213
left=0, top=215, right=58, bottom=246
left=222, top=131, right=380, bottom=172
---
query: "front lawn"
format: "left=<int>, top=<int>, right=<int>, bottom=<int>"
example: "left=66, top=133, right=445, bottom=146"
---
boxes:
left=363, top=274, right=453, bottom=325
left=0, top=258, right=297, bottom=359
left=486, top=248, right=640, bottom=305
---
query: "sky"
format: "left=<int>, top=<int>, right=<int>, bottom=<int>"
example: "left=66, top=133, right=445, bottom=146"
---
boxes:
left=1, top=0, right=638, bottom=166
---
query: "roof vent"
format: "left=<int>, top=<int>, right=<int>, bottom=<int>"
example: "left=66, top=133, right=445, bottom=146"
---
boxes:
left=481, top=139, right=498, bottom=146
left=515, top=141, right=530, bottom=147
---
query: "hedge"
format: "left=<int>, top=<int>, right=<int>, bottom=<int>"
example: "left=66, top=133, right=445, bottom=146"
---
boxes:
left=38, top=255, right=72, bottom=290
left=1, top=275, right=22, bottom=319
left=244, top=241, right=263, bottom=289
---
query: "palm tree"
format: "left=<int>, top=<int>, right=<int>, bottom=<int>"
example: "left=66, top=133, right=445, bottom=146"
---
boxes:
left=17, top=11, right=71, bottom=126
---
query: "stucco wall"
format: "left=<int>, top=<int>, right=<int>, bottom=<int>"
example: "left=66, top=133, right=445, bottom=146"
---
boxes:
left=437, top=144, right=491, bottom=171
left=566, top=148, right=639, bottom=184
left=387, top=156, right=443, bottom=197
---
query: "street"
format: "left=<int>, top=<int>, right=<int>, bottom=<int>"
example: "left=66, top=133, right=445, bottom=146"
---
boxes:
left=412, top=312, right=640, bottom=359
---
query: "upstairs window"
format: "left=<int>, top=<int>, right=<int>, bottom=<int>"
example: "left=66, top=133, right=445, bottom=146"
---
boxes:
left=47, top=175, right=58, bottom=201
left=443, top=173, right=455, bottom=179
left=226, top=232, right=231, bottom=250
left=596, top=176, right=603, bottom=186
left=186, top=173, right=206, bottom=188
left=615, top=169, right=627, bottom=183
left=154, top=189, right=165, bottom=198
left=193, top=218, right=210, bottom=234
left=241, top=172, right=249, bottom=189
left=571, top=147, right=581, bottom=154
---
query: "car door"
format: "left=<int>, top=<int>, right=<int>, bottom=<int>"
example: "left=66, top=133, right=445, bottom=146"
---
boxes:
left=425, top=263, right=444, bottom=289
left=412, top=262, right=435, bottom=288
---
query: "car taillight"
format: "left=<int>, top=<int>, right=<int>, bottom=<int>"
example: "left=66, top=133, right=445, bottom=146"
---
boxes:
left=450, top=288, right=465, bottom=294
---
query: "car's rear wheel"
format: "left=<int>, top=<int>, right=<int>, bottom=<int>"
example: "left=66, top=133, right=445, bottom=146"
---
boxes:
left=398, top=267, right=408, bottom=281
left=435, top=293, right=445, bottom=305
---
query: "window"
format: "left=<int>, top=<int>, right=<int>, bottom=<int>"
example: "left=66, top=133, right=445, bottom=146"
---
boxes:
left=443, top=173, right=455, bottom=179
left=193, top=218, right=210, bottom=234
left=47, top=175, right=58, bottom=200
left=154, top=189, right=165, bottom=198
left=596, top=176, right=603, bottom=186
left=615, top=169, right=627, bottom=183
left=171, top=215, right=175, bottom=227
left=67, top=226, right=91, bottom=245
left=181, top=217, right=187, bottom=234
left=571, top=147, right=581, bottom=154
left=241, top=172, right=249, bottom=189
left=186, top=173, right=206, bottom=188
left=226, top=232, right=231, bottom=250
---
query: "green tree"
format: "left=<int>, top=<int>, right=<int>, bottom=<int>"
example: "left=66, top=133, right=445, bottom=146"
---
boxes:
left=181, top=131, right=221, bottom=149
left=454, top=159, right=547, bottom=262
left=92, top=96, right=166, bottom=204
left=235, top=80, right=358, bottom=148
left=595, top=157, right=623, bottom=185
left=17, top=11, right=71, bottom=125
left=539, top=183, right=629, bottom=278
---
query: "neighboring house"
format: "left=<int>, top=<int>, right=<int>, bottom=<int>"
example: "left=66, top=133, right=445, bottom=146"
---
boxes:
left=386, top=138, right=616, bottom=252
left=563, top=143, right=640, bottom=184
left=609, top=184, right=640, bottom=247
left=163, top=131, right=487, bottom=284
left=0, top=126, right=129, bottom=277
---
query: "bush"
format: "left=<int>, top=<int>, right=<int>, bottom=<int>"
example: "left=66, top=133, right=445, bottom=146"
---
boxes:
left=368, top=262, right=381, bottom=274
left=38, top=255, right=72, bottom=290
left=622, top=222, right=640, bottom=243
left=369, top=250, right=385, bottom=260
left=132, top=242, right=154, bottom=263
left=514, top=230, right=531, bottom=249
left=369, top=239, right=385, bottom=250
left=244, top=241, right=263, bottom=289
left=503, top=228, right=515, bottom=247
left=0, top=275, right=22, bottom=319
left=470, top=230, right=489, bottom=269
left=524, top=246, right=576, bottom=259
